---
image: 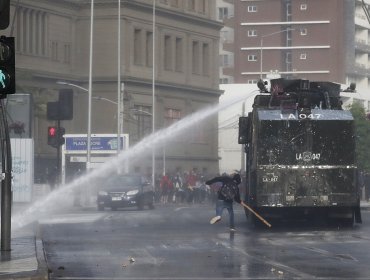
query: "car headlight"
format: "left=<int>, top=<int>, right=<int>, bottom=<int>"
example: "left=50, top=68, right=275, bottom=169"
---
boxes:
left=98, top=190, right=108, bottom=196
left=126, top=190, right=139, bottom=196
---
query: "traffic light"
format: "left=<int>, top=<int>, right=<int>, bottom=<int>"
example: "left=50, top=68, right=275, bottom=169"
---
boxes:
left=47, top=102, right=60, bottom=120
left=57, top=127, right=65, bottom=146
left=48, top=126, right=57, bottom=147
left=48, top=126, right=65, bottom=148
left=58, top=89, right=73, bottom=120
left=0, top=36, right=15, bottom=97
left=0, top=0, right=10, bottom=30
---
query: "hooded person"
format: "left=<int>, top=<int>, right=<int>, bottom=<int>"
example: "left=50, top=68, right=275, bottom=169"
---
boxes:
left=205, top=173, right=242, bottom=231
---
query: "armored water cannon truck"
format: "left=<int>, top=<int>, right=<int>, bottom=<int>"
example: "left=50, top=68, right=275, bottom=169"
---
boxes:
left=238, top=78, right=361, bottom=226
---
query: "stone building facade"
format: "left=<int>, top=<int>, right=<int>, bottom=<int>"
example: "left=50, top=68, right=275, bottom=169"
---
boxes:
left=2, top=0, right=223, bottom=183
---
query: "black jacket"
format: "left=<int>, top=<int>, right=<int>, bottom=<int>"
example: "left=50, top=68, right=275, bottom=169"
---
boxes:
left=206, top=176, right=241, bottom=203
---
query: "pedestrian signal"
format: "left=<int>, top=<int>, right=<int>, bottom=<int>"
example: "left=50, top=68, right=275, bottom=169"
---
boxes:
left=0, top=36, right=15, bottom=97
left=48, top=126, right=57, bottom=147
left=48, top=126, right=66, bottom=148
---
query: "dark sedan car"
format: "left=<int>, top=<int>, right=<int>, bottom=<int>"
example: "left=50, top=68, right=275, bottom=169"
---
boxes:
left=97, top=175, right=154, bottom=211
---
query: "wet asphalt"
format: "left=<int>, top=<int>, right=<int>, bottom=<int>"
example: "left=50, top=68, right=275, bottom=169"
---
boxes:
left=38, top=202, right=370, bottom=279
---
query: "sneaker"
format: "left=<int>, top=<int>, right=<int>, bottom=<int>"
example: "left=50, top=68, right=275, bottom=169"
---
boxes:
left=230, top=228, right=236, bottom=232
left=210, top=216, right=221, bottom=224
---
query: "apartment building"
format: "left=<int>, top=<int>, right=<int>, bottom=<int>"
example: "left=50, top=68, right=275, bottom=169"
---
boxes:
left=217, top=0, right=370, bottom=106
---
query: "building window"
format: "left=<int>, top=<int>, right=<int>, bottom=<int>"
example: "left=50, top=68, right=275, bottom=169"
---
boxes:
left=63, top=43, right=71, bottom=64
left=247, top=6, right=257, bottom=12
left=300, top=28, right=307, bottom=36
left=248, top=54, right=257, bottom=61
left=146, top=31, right=153, bottom=67
left=192, top=41, right=200, bottom=74
left=164, top=35, right=172, bottom=70
left=202, top=43, right=209, bottom=76
left=248, top=30, right=257, bottom=37
left=199, top=0, right=206, bottom=14
left=218, top=7, right=228, bottom=20
left=286, top=52, right=292, bottom=63
left=134, top=28, right=142, bottom=65
left=286, top=2, right=292, bottom=21
left=220, top=54, right=229, bottom=67
left=221, top=30, right=232, bottom=43
left=189, top=0, right=195, bottom=11
left=300, top=4, right=307, bottom=10
left=300, top=53, right=307, bottom=60
left=220, top=78, right=229, bottom=84
left=175, top=37, right=183, bottom=72
left=51, top=41, right=58, bottom=61
left=133, top=105, right=152, bottom=140
left=247, top=80, right=257, bottom=84
left=165, top=108, right=181, bottom=127
left=16, top=8, right=48, bottom=57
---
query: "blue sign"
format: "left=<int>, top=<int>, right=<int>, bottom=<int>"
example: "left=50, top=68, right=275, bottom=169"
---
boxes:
left=65, top=136, right=126, bottom=151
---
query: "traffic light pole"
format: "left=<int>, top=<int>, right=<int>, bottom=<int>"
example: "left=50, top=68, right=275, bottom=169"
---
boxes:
left=0, top=99, right=12, bottom=251
left=56, top=119, right=61, bottom=185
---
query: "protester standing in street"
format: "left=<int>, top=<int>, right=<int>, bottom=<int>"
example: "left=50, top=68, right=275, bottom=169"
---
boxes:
left=206, top=173, right=242, bottom=231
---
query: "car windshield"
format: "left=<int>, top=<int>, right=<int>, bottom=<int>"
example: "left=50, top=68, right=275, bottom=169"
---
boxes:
left=104, top=176, right=143, bottom=191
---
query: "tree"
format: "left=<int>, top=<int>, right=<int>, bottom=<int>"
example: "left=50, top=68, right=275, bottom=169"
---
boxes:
left=350, top=102, right=370, bottom=172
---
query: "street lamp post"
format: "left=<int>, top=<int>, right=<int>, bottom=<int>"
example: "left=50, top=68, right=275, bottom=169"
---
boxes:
left=260, top=28, right=294, bottom=79
left=87, top=0, right=94, bottom=172
left=117, top=0, right=122, bottom=159
left=152, top=0, right=156, bottom=189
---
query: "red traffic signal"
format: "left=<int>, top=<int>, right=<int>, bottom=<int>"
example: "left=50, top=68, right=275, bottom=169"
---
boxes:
left=48, top=126, right=57, bottom=147
left=48, top=126, right=56, bottom=137
left=48, top=126, right=65, bottom=148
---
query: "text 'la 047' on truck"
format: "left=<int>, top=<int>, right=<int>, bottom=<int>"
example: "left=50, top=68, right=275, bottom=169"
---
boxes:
left=238, top=78, right=362, bottom=226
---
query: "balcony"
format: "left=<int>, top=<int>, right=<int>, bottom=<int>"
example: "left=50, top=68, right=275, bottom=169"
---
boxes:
left=347, top=62, right=370, bottom=77
left=355, top=39, right=370, bottom=53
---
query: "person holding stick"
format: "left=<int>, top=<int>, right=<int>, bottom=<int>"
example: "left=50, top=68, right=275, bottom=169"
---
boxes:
left=206, top=173, right=242, bottom=232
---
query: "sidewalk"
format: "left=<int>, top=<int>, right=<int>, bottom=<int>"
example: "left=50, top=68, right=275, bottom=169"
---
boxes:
left=0, top=203, right=48, bottom=280
left=1, top=200, right=370, bottom=280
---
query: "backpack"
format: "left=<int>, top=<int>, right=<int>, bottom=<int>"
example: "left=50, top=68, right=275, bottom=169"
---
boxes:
left=219, top=181, right=238, bottom=201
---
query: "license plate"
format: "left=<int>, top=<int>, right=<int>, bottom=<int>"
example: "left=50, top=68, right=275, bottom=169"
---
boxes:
left=112, top=197, right=122, bottom=201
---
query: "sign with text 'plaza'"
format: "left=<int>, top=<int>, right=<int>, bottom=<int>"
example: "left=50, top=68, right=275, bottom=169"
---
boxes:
left=64, top=134, right=128, bottom=152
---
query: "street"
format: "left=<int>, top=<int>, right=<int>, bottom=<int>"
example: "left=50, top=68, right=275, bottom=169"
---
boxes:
left=39, top=203, right=370, bottom=279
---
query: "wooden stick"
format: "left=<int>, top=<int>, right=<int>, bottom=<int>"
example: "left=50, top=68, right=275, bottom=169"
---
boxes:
left=241, top=201, right=272, bottom=228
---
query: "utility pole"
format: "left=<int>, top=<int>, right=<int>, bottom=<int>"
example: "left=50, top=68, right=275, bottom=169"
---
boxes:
left=0, top=100, right=12, bottom=251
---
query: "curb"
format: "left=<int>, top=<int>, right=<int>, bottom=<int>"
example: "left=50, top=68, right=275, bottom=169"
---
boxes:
left=0, top=237, right=48, bottom=280
left=33, top=238, right=49, bottom=280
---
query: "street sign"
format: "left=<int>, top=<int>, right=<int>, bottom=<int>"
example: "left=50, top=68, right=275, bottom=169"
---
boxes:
left=65, top=135, right=128, bottom=151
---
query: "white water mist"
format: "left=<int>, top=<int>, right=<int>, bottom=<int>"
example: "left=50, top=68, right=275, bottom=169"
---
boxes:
left=11, top=90, right=259, bottom=231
